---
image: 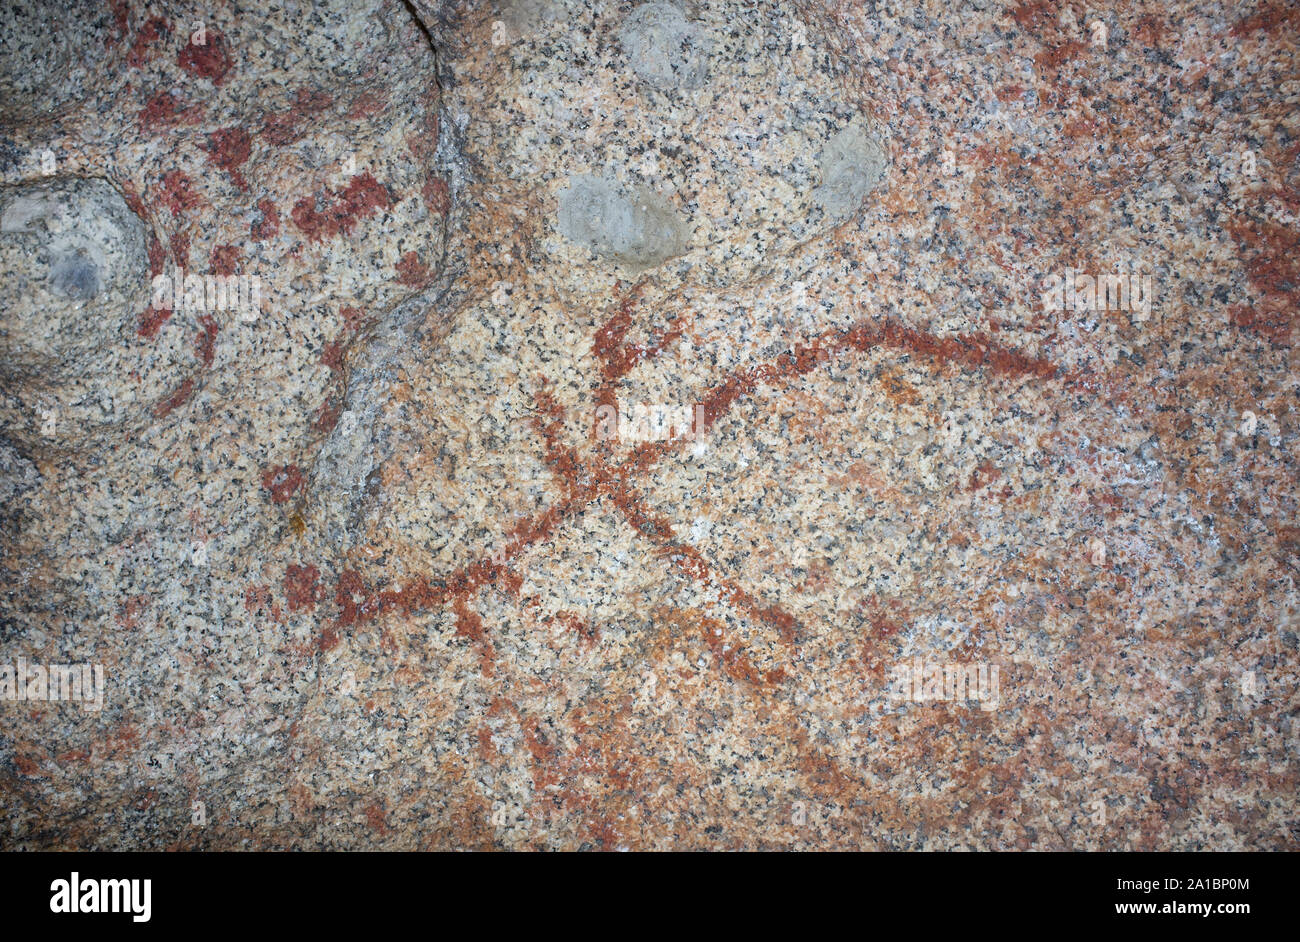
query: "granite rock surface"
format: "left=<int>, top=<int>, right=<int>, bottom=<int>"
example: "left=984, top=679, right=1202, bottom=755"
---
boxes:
left=0, top=0, right=1297, bottom=850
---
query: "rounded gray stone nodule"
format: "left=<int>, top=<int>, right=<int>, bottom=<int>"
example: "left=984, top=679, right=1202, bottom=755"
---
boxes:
left=618, top=1, right=712, bottom=92
left=556, top=174, right=689, bottom=271
left=813, top=118, right=888, bottom=223
left=0, top=177, right=146, bottom=376
left=0, top=175, right=186, bottom=447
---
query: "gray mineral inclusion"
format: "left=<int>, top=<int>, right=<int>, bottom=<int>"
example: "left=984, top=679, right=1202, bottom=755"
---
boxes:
left=50, top=247, right=101, bottom=300
left=813, top=118, right=888, bottom=221
left=0, top=177, right=147, bottom=374
left=557, top=174, right=689, bottom=270
left=618, top=2, right=712, bottom=91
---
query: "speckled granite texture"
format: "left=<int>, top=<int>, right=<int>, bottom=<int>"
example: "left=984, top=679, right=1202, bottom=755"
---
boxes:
left=0, top=0, right=1297, bottom=850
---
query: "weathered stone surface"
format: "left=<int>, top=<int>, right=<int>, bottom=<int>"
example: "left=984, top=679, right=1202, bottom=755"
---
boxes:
left=0, top=0, right=116, bottom=122
left=0, top=0, right=1296, bottom=852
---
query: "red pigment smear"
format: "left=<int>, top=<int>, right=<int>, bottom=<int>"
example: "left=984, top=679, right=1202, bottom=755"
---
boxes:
left=347, top=90, right=388, bottom=120
left=121, top=184, right=168, bottom=276
left=147, top=236, right=165, bottom=276
left=177, top=30, right=232, bottom=85
left=1229, top=217, right=1300, bottom=301
left=521, top=717, right=557, bottom=766
left=204, top=126, right=251, bottom=189
left=966, top=461, right=1003, bottom=492
left=364, top=802, right=388, bottom=836
left=107, top=0, right=129, bottom=48
left=137, top=306, right=171, bottom=339
left=1132, top=15, right=1170, bottom=47
left=1228, top=304, right=1293, bottom=345
left=157, top=170, right=202, bottom=217
left=695, top=612, right=787, bottom=686
left=698, top=321, right=1059, bottom=433
left=529, top=387, right=596, bottom=500
left=313, top=397, right=341, bottom=433
left=244, top=584, right=270, bottom=614
left=368, top=577, right=439, bottom=621
left=611, top=487, right=800, bottom=644
left=170, top=232, right=191, bottom=267
left=340, top=306, right=367, bottom=333
left=592, top=287, right=641, bottom=382
left=260, top=464, right=304, bottom=504
left=126, top=16, right=168, bottom=69
left=294, top=88, right=333, bottom=113
left=138, top=90, right=202, bottom=132
left=317, top=626, right=339, bottom=653
left=196, top=315, right=218, bottom=368
left=552, top=611, right=599, bottom=649
left=290, top=173, right=390, bottom=242
left=863, top=595, right=908, bottom=640
left=117, top=595, right=149, bottom=629
left=335, top=570, right=367, bottom=627
left=405, top=110, right=440, bottom=161
left=1035, top=40, right=1087, bottom=73
left=210, top=244, right=241, bottom=276
left=1063, top=116, right=1101, bottom=140
left=498, top=568, right=523, bottom=597
left=153, top=376, right=194, bottom=418
left=535, top=382, right=800, bottom=642
left=251, top=198, right=279, bottom=240
left=591, top=286, right=689, bottom=414
left=422, top=178, right=450, bottom=215
left=260, top=88, right=333, bottom=145
left=261, top=112, right=302, bottom=146
left=475, top=725, right=494, bottom=761
left=395, top=251, right=432, bottom=286
left=1010, top=1, right=1052, bottom=31
left=121, top=182, right=148, bottom=219
left=1231, top=2, right=1300, bottom=36
left=1224, top=216, right=1299, bottom=344
left=320, top=341, right=346, bottom=372
left=452, top=596, right=486, bottom=644
left=326, top=315, right=1065, bottom=668
left=284, top=564, right=321, bottom=612
left=336, top=527, right=541, bottom=635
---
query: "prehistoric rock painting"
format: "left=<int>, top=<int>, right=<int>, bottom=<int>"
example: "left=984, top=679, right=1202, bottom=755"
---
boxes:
left=0, top=0, right=1296, bottom=851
